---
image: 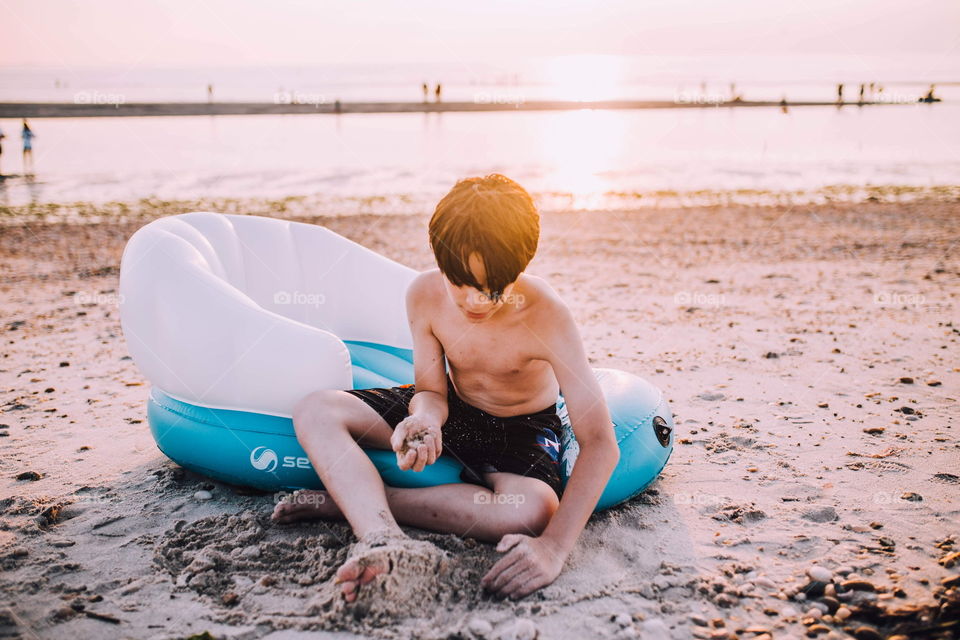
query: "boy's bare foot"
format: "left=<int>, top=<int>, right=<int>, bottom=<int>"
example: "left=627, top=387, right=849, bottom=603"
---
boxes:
left=271, top=489, right=342, bottom=524
left=334, top=529, right=449, bottom=606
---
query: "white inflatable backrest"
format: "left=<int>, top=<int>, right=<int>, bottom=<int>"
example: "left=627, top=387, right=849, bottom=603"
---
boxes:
left=119, top=212, right=418, bottom=417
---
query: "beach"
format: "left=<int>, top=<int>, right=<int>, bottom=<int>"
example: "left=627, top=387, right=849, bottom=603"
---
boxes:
left=1, top=197, right=957, bottom=639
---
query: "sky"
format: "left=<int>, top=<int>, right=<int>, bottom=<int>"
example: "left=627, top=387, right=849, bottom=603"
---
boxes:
left=2, top=0, right=959, bottom=70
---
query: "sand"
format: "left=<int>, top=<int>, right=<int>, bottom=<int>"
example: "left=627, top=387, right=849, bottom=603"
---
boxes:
left=1, top=198, right=958, bottom=639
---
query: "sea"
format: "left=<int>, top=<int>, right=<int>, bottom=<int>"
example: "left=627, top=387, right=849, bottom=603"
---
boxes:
left=1, top=54, right=958, bottom=213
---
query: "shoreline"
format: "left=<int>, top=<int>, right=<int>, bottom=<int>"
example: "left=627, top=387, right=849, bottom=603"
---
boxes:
left=0, top=98, right=934, bottom=118
left=1, top=184, right=958, bottom=227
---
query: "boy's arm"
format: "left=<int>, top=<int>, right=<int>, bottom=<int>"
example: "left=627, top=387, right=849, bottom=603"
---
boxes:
left=482, top=302, right=619, bottom=598
left=392, top=273, right=449, bottom=471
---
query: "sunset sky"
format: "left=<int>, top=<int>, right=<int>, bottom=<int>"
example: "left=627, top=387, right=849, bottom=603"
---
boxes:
left=3, top=0, right=958, bottom=69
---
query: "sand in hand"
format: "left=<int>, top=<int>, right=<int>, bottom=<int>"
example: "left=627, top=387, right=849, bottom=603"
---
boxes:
left=309, top=529, right=450, bottom=623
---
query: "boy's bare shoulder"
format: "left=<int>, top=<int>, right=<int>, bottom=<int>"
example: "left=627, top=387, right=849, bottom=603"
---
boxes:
left=406, top=269, right=444, bottom=306
left=518, top=274, right=571, bottom=319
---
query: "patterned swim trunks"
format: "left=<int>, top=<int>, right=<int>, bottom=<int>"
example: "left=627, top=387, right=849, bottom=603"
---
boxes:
left=343, top=375, right=563, bottom=498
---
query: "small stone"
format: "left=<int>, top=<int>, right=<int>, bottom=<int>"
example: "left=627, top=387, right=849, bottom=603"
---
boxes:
left=805, top=624, right=830, bottom=637
left=753, top=577, right=777, bottom=590
left=807, top=566, right=833, bottom=583
left=863, top=427, right=885, bottom=435
left=468, top=617, right=493, bottom=638
left=927, top=380, right=941, bottom=387
left=15, top=471, right=43, bottom=481
left=819, top=596, right=840, bottom=613
left=690, top=614, right=709, bottom=626
left=801, top=506, right=838, bottom=523
left=840, top=579, right=875, bottom=592
left=59, top=361, right=70, bottom=367
left=817, top=402, right=829, bottom=408
left=221, top=591, right=238, bottom=606
left=852, top=626, right=882, bottom=640
left=897, top=406, right=915, bottom=415
left=900, top=492, right=922, bottom=502
left=805, top=607, right=822, bottom=619
left=194, top=490, right=213, bottom=501
left=898, top=377, right=914, bottom=384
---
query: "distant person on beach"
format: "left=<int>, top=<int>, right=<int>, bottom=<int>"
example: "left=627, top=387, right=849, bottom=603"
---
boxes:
left=272, top=174, right=619, bottom=602
left=837, top=83, right=844, bottom=104
left=435, top=82, right=442, bottom=102
left=0, top=126, right=5, bottom=175
left=858, top=83, right=865, bottom=105
left=207, top=83, right=214, bottom=103
left=920, top=84, right=940, bottom=103
left=422, top=82, right=429, bottom=102
left=21, top=120, right=35, bottom=176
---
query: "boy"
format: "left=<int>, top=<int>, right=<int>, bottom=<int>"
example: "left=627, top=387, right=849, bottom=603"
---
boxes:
left=272, top=174, right=619, bottom=601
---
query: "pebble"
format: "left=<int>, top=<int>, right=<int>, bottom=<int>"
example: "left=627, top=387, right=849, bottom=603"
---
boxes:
left=853, top=626, right=882, bottom=640
left=15, top=471, right=43, bottom=481
left=194, top=490, right=213, bottom=501
left=800, top=506, right=838, bottom=523
left=468, top=617, right=493, bottom=638
left=690, top=614, right=709, bottom=626
left=807, top=566, right=833, bottom=583
left=805, top=607, right=822, bottom=619
left=753, top=576, right=777, bottom=590
left=840, top=579, right=876, bottom=592
left=614, top=613, right=632, bottom=628
left=835, top=607, right=851, bottom=620
left=901, top=492, right=922, bottom=502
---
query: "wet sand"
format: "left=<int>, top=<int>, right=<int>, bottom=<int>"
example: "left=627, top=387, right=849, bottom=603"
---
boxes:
left=0, top=98, right=913, bottom=119
left=1, top=199, right=958, bottom=639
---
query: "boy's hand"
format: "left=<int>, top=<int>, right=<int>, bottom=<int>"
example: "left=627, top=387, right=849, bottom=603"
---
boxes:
left=481, top=533, right=567, bottom=599
left=391, top=414, right=443, bottom=472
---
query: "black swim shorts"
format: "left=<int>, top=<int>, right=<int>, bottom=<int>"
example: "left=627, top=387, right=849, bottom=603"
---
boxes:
left=343, top=375, right=563, bottom=498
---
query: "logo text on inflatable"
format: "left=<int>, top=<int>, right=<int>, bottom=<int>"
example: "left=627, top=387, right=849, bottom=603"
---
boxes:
left=249, top=446, right=312, bottom=472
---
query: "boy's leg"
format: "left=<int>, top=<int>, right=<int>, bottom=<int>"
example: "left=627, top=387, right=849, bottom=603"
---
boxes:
left=276, top=471, right=560, bottom=543
left=289, top=388, right=404, bottom=539
left=282, top=388, right=560, bottom=541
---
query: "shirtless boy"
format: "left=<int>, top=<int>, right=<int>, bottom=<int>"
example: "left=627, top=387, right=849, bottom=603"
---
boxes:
left=272, top=174, right=620, bottom=601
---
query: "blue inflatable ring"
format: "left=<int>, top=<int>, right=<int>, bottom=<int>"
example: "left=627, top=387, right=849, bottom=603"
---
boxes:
left=146, top=341, right=674, bottom=512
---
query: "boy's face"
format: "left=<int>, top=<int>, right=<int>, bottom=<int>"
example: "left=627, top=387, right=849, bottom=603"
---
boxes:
left=442, top=252, right=517, bottom=323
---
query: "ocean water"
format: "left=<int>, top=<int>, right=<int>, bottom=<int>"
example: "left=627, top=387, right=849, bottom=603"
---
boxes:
left=1, top=103, right=958, bottom=213
left=1, top=55, right=957, bottom=212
